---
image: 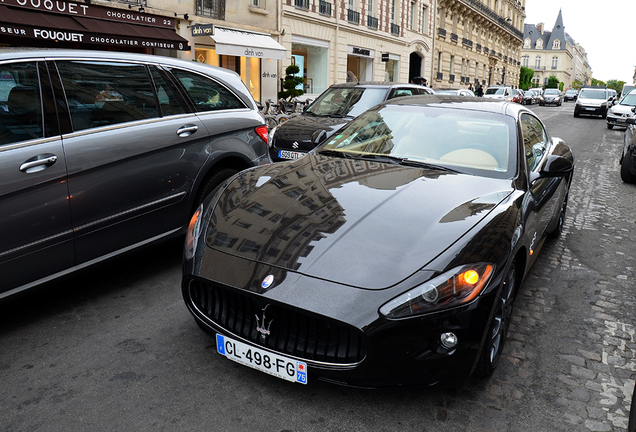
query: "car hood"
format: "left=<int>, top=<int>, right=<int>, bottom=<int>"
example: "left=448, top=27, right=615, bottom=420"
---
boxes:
left=610, top=104, right=635, bottom=115
left=205, top=155, right=513, bottom=290
left=272, top=114, right=351, bottom=152
left=578, top=97, right=606, bottom=106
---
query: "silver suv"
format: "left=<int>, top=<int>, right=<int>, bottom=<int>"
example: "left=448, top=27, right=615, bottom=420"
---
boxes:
left=574, top=87, right=611, bottom=118
left=0, top=49, right=271, bottom=298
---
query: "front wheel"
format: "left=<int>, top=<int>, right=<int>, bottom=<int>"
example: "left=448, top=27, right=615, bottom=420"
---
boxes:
left=475, top=263, right=517, bottom=378
left=621, top=150, right=636, bottom=183
left=549, top=193, right=568, bottom=238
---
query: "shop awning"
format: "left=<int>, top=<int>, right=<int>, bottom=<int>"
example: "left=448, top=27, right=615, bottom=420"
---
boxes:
left=211, top=27, right=285, bottom=60
left=0, top=5, right=190, bottom=51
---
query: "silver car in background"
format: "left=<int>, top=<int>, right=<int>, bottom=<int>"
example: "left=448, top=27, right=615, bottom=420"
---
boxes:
left=607, top=90, right=636, bottom=129
left=0, top=49, right=271, bottom=298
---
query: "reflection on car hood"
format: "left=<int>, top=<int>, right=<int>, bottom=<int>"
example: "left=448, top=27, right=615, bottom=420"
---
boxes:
left=272, top=114, right=350, bottom=151
left=206, top=155, right=513, bottom=289
left=611, top=105, right=635, bottom=115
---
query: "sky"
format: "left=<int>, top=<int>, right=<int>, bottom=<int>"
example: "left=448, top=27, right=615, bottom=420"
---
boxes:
left=523, top=0, right=635, bottom=84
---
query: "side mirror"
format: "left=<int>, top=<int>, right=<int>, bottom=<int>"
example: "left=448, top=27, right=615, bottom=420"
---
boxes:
left=541, top=154, right=574, bottom=176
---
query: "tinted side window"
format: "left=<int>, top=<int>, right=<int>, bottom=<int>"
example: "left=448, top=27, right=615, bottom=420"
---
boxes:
left=149, top=66, right=187, bottom=117
left=169, top=69, right=246, bottom=112
left=57, top=61, right=158, bottom=132
left=0, top=62, right=43, bottom=145
left=389, top=88, right=417, bottom=98
left=520, top=113, right=548, bottom=171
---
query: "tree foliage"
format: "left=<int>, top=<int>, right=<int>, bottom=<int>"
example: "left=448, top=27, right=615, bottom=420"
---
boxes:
left=570, top=80, right=584, bottom=90
left=606, top=79, right=626, bottom=92
left=519, top=66, right=534, bottom=90
left=591, top=78, right=606, bottom=87
left=278, top=64, right=304, bottom=100
left=547, top=75, right=560, bottom=89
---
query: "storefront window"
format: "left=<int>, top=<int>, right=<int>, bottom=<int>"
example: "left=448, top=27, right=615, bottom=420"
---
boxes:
left=194, top=47, right=261, bottom=102
left=385, top=59, right=399, bottom=82
left=291, top=40, right=328, bottom=96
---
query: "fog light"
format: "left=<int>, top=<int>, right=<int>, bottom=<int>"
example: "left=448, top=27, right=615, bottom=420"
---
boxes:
left=440, top=332, right=458, bottom=349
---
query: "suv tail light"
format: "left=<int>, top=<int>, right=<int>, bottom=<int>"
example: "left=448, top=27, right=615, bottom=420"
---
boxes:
left=255, top=125, right=269, bottom=146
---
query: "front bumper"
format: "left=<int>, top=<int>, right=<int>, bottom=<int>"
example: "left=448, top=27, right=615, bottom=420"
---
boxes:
left=607, top=114, right=632, bottom=127
left=575, top=104, right=607, bottom=116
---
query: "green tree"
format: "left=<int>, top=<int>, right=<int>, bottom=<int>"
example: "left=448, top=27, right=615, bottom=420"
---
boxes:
left=547, top=75, right=560, bottom=89
left=606, top=79, right=626, bottom=92
left=591, top=78, right=606, bottom=87
left=570, top=80, right=584, bottom=90
left=559, top=82, right=564, bottom=91
left=519, top=66, right=534, bottom=90
left=278, top=64, right=305, bottom=100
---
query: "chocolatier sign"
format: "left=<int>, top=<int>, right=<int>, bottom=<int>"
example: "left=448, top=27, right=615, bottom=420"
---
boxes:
left=0, top=0, right=190, bottom=50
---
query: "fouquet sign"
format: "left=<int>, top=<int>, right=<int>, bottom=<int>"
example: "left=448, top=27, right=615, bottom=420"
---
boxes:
left=3, top=0, right=175, bottom=28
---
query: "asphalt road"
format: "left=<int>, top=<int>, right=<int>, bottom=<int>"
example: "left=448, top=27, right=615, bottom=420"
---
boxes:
left=2, top=102, right=635, bottom=432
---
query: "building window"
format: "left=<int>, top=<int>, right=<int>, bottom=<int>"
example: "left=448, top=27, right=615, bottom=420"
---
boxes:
left=367, top=0, right=373, bottom=15
left=450, top=55, right=455, bottom=75
left=551, top=57, right=558, bottom=69
left=252, top=0, right=259, bottom=5
left=437, top=51, right=443, bottom=72
left=535, top=56, right=541, bottom=69
left=536, top=39, right=543, bottom=49
left=410, top=1, right=416, bottom=30
left=421, top=5, right=428, bottom=34
left=553, top=39, right=560, bottom=49
left=522, top=55, right=529, bottom=67
left=391, top=0, right=396, bottom=24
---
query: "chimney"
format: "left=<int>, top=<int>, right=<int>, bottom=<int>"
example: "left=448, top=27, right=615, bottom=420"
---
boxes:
left=536, top=23, right=544, bottom=34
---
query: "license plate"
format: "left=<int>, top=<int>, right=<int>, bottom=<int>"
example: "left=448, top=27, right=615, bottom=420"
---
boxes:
left=216, top=334, right=308, bottom=384
left=278, top=150, right=305, bottom=160
left=585, top=108, right=596, bottom=111
left=617, top=118, right=626, bottom=123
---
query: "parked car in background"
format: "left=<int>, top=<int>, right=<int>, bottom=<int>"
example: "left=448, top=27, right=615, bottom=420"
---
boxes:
left=607, top=90, right=636, bottom=129
left=608, top=89, right=618, bottom=107
left=434, top=89, right=476, bottom=97
left=542, top=89, right=563, bottom=106
left=529, top=88, right=544, bottom=105
left=511, top=89, right=524, bottom=104
left=483, top=85, right=513, bottom=101
left=574, top=86, right=611, bottom=118
left=620, top=84, right=636, bottom=102
left=183, top=96, right=574, bottom=388
left=620, top=113, right=636, bottom=182
left=0, top=49, right=271, bottom=298
left=268, top=82, right=434, bottom=162
left=523, top=89, right=537, bottom=105
left=564, top=89, right=579, bottom=102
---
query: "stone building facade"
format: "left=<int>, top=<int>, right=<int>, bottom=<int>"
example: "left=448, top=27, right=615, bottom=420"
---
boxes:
left=433, top=0, right=525, bottom=90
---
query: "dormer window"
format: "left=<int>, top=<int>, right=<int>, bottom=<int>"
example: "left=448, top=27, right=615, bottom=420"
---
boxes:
left=524, top=38, right=531, bottom=48
left=553, top=39, right=560, bottom=49
left=536, top=39, right=543, bottom=49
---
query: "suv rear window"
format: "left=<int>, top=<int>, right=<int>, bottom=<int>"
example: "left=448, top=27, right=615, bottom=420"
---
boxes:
left=169, top=69, right=246, bottom=112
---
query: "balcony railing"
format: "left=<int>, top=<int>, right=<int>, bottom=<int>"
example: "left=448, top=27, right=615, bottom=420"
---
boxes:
left=390, top=23, right=400, bottom=35
left=367, top=16, right=378, bottom=30
left=458, top=0, right=524, bottom=40
left=319, top=0, right=332, bottom=16
left=114, top=0, right=146, bottom=5
left=437, top=27, right=447, bottom=37
left=196, top=0, right=225, bottom=19
left=476, top=43, right=482, bottom=51
left=295, top=0, right=309, bottom=9
left=449, top=74, right=455, bottom=82
left=462, top=38, right=473, bottom=48
left=450, top=33, right=458, bottom=42
left=436, top=72, right=443, bottom=80
left=347, top=9, right=360, bottom=24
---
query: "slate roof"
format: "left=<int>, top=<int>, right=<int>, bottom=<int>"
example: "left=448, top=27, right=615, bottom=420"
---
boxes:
left=523, top=9, right=567, bottom=51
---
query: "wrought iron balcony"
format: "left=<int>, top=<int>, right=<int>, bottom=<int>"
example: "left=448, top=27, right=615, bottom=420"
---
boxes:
left=450, top=33, right=458, bottom=42
left=319, top=0, right=332, bottom=16
left=390, top=23, right=400, bottom=35
left=449, top=74, right=455, bottom=82
left=437, top=27, right=447, bottom=37
left=347, top=9, right=360, bottom=24
left=295, top=0, right=309, bottom=10
left=436, top=72, right=443, bottom=80
left=196, top=0, right=225, bottom=19
left=462, top=38, right=473, bottom=48
left=458, top=0, right=524, bottom=40
left=476, top=43, right=482, bottom=51
left=367, top=16, right=378, bottom=30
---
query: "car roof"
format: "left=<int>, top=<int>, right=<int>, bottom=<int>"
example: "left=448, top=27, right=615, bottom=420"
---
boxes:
left=376, top=95, right=527, bottom=117
left=328, top=82, right=429, bottom=90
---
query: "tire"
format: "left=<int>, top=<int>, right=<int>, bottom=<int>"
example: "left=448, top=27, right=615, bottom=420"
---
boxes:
left=193, top=168, right=239, bottom=211
left=475, top=263, right=517, bottom=378
left=574, top=111, right=580, bottom=118
left=548, top=193, right=568, bottom=238
left=620, top=150, right=636, bottom=183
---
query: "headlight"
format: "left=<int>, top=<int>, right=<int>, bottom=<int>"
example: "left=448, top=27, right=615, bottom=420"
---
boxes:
left=185, top=204, right=203, bottom=260
left=379, top=263, right=494, bottom=319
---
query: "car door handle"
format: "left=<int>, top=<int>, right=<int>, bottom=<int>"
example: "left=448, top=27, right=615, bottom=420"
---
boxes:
left=176, top=125, right=199, bottom=137
left=20, top=155, right=58, bottom=173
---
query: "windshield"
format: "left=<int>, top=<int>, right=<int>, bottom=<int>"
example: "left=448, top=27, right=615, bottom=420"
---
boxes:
left=566, top=90, right=577, bottom=94
left=306, top=87, right=387, bottom=117
left=485, top=88, right=505, bottom=95
left=544, top=89, right=559, bottom=95
left=620, top=94, right=636, bottom=106
left=579, top=89, right=608, bottom=100
left=318, top=104, right=516, bottom=178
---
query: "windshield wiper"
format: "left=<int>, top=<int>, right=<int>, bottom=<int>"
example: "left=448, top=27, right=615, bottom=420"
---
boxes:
left=358, top=154, right=463, bottom=173
left=318, top=149, right=355, bottom=158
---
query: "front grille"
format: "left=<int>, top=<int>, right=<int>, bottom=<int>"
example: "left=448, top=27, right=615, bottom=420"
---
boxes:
left=189, top=280, right=367, bottom=365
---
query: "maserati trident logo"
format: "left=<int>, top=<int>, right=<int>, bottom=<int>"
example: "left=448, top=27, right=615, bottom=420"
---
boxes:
left=255, top=305, right=273, bottom=341
left=292, top=141, right=299, bottom=149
